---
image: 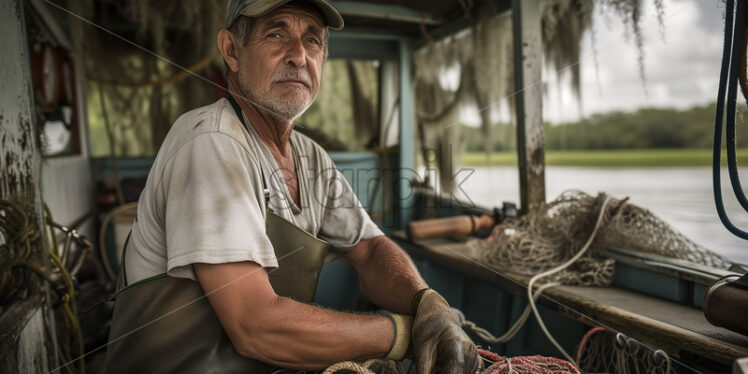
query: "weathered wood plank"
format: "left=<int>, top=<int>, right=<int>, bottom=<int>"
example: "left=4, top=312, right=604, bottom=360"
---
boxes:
left=512, top=0, right=546, bottom=212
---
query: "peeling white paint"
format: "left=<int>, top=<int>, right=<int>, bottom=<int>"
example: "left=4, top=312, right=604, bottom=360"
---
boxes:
left=17, top=308, right=50, bottom=373
left=1, top=0, right=56, bottom=372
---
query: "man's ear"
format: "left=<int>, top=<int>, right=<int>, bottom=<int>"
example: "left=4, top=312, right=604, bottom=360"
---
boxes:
left=218, top=29, right=240, bottom=73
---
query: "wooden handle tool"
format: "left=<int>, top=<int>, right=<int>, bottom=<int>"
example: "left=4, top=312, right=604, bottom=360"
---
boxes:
left=407, top=214, right=495, bottom=240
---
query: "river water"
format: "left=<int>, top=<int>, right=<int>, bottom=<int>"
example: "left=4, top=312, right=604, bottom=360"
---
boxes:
left=455, top=166, right=748, bottom=265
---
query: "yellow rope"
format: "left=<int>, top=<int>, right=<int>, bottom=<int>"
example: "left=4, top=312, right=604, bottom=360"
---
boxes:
left=47, top=210, right=86, bottom=374
left=48, top=269, right=84, bottom=374
left=57, top=350, right=75, bottom=374
left=89, top=51, right=219, bottom=88
left=0, top=200, right=40, bottom=302
left=43, top=203, right=59, bottom=257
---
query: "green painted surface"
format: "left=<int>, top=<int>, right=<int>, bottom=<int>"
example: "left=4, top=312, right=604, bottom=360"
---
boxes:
left=693, top=284, right=707, bottom=309
left=503, top=295, right=531, bottom=357
left=92, top=157, right=154, bottom=178
left=315, top=260, right=359, bottom=309
left=414, top=259, right=465, bottom=307
left=613, top=263, right=690, bottom=304
left=398, top=39, right=416, bottom=229
left=329, top=152, right=383, bottom=219
left=460, top=279, right=510, bottom=353
left=524, top=304, right=585, bottom=359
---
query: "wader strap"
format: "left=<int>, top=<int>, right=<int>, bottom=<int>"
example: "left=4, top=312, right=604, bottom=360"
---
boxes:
left=226, top=94, right=270, bottom=204
left=117, top=230, right=132, bottom=289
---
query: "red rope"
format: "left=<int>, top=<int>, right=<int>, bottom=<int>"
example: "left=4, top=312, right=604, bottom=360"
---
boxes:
left=575, top=326, right=606, bottom=364
left=478, top=349, right=580, bottom=374
left=478, top=348, right=503, bottom=362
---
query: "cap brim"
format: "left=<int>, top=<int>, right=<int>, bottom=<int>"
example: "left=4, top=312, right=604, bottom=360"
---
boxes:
left=308, top=0, right=344, bottom=30
left=236, top=0, right=344, bottom=30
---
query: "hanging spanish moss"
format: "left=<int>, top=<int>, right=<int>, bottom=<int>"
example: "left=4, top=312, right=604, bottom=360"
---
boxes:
left=62, top=0, right=225, bottom=156
left=413, top=0, right=665, bottom=192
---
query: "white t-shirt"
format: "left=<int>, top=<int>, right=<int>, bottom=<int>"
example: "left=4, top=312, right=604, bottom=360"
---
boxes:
left=123, top=98, right=384, bottom=283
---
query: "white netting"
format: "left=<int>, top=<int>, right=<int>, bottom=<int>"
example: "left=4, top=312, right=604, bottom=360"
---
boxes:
left=467, top=190, right=733, bottom=287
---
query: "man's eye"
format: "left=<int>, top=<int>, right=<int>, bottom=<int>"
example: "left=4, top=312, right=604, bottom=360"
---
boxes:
left=267, top=33, right=281, bottom=38
left=306, top=37, right=321, bottom=45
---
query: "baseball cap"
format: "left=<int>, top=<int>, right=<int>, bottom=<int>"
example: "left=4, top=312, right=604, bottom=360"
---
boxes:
left=226, top=0, right=344, bottom=30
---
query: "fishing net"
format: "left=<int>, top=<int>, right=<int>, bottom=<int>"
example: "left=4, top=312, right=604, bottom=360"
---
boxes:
left=466, top=190, right=733, bottom=287
left=575, top=327, right=674, bottom=374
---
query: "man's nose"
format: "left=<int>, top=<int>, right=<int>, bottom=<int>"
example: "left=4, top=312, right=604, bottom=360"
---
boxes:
left=284, top=36, right=307, bottom=67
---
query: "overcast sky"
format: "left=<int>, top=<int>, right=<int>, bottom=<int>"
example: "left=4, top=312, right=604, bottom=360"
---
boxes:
left=462, top=0, right=727, bottom=125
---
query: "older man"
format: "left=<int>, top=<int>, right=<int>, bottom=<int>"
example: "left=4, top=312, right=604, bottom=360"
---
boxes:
left=104, top=1, right=479, bottom=373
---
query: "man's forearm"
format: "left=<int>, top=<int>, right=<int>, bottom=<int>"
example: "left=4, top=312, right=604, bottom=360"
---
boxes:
left=352, top=236, right=428, bottom=314
left=249, top=237, right=426, bottom=368
left=236, top=295, right=393, bottom=370
left=196, top=261, right=395, bottom=370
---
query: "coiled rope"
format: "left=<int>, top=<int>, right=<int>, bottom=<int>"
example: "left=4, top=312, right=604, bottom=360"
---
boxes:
left=322, top=358, right=405, bottom=374
left=478, top=349, right=580, bottom=374
left=0, top=199, right=86, bottom=374
left=0, top=200, right=42, bottom=298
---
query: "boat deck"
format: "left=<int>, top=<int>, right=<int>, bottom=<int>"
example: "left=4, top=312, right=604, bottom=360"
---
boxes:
left=392, top=232, right=748, bottom=367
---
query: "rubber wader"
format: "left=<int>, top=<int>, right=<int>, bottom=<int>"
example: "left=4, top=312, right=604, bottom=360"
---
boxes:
left=103, top=95, right=330, bottom=373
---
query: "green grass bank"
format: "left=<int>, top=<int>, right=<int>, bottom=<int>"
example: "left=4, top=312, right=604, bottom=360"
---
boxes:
left=461, top=149, right=748, bottom=167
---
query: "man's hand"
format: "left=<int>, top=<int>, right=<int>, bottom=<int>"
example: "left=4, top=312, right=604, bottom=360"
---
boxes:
left=411, top=289, right=481, bottom=374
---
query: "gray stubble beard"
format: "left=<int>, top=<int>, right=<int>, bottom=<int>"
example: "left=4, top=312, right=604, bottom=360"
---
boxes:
left=239, top=75, right=315, bottom=124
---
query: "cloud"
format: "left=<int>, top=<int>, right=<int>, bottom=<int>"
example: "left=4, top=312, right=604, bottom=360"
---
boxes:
left=543, top=0, right=726, bottom=123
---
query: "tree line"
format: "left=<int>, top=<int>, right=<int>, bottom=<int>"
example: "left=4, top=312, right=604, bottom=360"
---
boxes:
left=461, top=103, right=748, bottom=152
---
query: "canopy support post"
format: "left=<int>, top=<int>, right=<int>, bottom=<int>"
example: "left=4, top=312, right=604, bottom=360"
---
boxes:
left=512, top=0, right=546, bottom=213
left=398, top=38, right=416, bottom=229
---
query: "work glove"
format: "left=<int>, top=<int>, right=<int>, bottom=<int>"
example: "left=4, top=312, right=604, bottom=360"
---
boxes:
left=411, top=289, right=481, bottom=374
left=380, top=312, right=413, bottom=361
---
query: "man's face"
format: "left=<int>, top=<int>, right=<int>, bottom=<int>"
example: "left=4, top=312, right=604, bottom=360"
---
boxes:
left=234, top=5, right=326, bottom=122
